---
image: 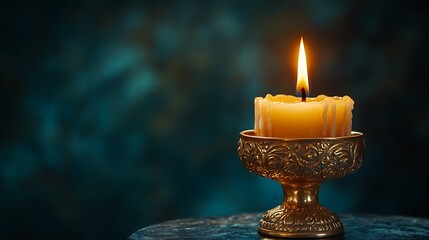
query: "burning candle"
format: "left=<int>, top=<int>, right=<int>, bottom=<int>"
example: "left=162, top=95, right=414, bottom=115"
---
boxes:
left=254, top=37, right=354, bottom=138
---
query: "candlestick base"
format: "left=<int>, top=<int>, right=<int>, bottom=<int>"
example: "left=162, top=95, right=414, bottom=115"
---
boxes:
left=238, top=130, right=364, bottom=238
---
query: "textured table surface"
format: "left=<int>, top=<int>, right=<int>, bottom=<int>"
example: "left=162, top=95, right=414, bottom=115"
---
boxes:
left=128, top=213, right=429, bottom=240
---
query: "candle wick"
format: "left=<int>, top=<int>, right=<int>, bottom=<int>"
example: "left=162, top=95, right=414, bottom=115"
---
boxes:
left=301, top=87, right=306, bottom=102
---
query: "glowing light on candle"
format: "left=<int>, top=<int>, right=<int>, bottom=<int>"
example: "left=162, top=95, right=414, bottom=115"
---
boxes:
left=296, top=37, right=309, bottom=100
left=254, top=37, right=355, bottom=138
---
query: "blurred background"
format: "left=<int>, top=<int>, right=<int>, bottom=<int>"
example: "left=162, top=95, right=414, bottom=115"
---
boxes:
left=1, top=0, right=428, bottom=239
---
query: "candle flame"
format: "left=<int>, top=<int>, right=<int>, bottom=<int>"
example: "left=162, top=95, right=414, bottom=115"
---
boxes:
left=296, top=37, right=309, bottom=96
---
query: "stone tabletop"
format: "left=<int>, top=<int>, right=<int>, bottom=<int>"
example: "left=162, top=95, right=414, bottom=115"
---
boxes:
left=128, top=213, right=429, bottom=240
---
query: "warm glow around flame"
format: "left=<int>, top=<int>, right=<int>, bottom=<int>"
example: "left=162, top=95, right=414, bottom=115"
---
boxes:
left=296, top=37, right=309, bottom=96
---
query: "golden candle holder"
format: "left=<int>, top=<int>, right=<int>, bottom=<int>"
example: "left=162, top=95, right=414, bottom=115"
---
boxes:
left=238, top=130, right=365, bottom=238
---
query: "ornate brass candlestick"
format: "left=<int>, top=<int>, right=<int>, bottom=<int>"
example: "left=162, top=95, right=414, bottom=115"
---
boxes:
left=238, top=130, right=364, bottom=238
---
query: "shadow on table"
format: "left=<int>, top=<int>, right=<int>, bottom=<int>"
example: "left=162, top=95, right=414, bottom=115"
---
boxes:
left=259, top=233, right=344, bottom=240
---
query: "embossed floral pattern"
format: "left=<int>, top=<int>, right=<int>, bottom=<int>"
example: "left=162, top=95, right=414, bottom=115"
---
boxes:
left=238, top=134, right=364, bottom=183
left=259, top=205, right=343, bottom=233
left=237, top=131, right=365, bottom=237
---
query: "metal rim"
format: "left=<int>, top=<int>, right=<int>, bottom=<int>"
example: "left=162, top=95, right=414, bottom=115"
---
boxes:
left=240, top=129, right=363, bottom=142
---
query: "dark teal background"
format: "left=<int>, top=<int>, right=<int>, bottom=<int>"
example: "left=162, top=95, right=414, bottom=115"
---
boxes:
left=1, top=0, right=428, bottom=239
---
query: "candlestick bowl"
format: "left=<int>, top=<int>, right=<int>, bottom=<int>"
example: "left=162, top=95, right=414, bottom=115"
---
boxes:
left=238, top=130, right=364, bottom=238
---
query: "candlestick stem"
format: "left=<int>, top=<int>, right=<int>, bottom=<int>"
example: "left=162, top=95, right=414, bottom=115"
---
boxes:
left=282, top=183, right=319, bottom=207
left=258, top=182, right=343, bottom=238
